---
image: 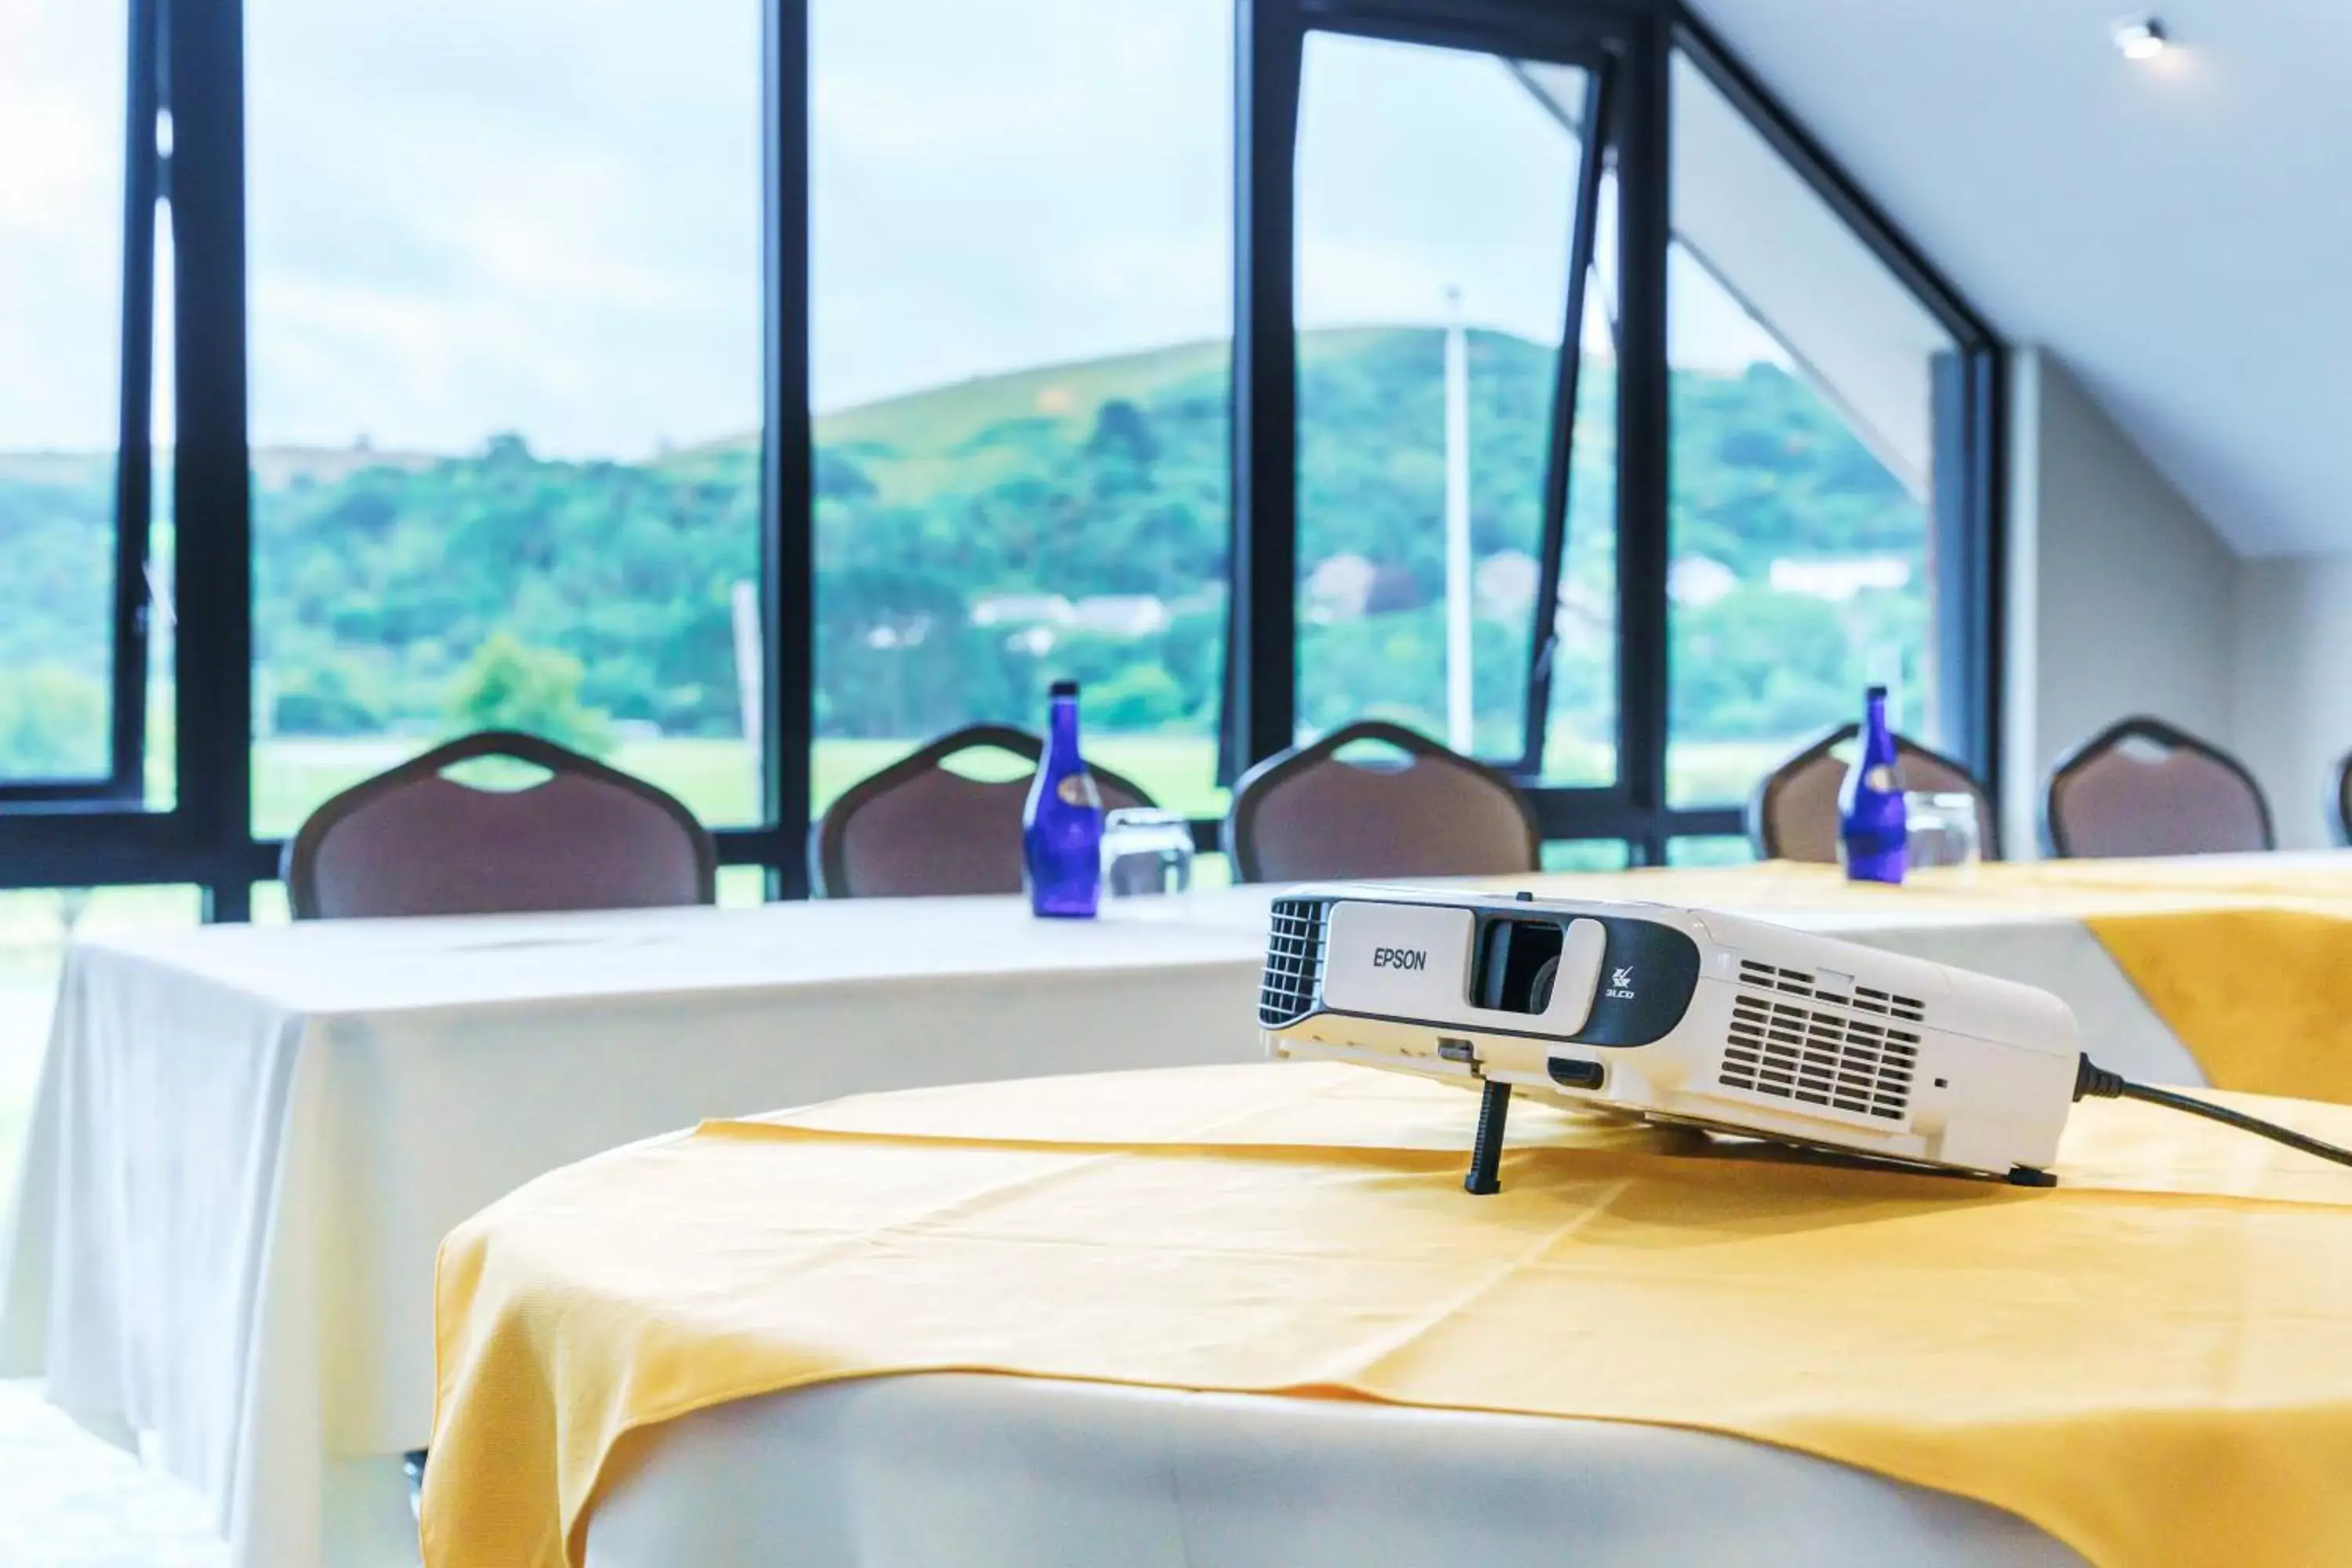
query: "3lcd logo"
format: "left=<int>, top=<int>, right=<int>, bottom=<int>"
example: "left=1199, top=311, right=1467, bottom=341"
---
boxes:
left=1371, top=946, right=1429, bottom=971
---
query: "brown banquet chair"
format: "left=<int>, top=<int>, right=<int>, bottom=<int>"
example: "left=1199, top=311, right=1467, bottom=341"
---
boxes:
left=281, top=729, right=716, bottom=919
left=2335, top=750, right=2352, bottom=847
left=2044, top=716, right=2272, bottom=859
left=1223, top=719, right=1539, bottom=884
left=809, top=723, right=1157, bottom=898
left=1748, top=724, right=1998, bottom=863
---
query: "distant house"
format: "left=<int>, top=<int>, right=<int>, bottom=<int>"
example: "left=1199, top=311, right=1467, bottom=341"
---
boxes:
left=1002, top=625, right=1057, bottom=656
left=1475, top=550, right=1539, bottom=620
left=862, top=615, right=934, bottom=651
left=1304, top=554, right=1377, bottom=623
left=1668, top=556, right=1739, bottom=608
left=1552, top=578, right=1612, bottom=641
left=1070, top=595, right=1170, bottom=637
left=967, top=593, right=1168, bottom=638
left=1769, top=556, right=1913, bottom=601
left=970, top=593, right=1076, bottom=628
left=1167, top=586, right=1227, bottom=618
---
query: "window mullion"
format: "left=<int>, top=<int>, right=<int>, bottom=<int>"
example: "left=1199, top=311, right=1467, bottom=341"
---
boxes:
left=104, top=0, right=163, bottom=807
left=1225, top=0, right=1302, bottom=782
left=1613, top=9, right=1671, bottom=853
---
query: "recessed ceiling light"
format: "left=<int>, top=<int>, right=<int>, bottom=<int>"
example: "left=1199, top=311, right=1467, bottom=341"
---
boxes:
left=2113, top=16, right=2170, bottom=61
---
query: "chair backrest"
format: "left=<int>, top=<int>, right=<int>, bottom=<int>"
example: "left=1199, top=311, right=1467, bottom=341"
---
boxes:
left=1747, top=723, right=1999, bottom=863
left=2336, top=750, right=2352, bottom=848
left=2045, top=716, right=2273, bottom=859
left=809, top=724, right=1157, bottom=898
left=1223, top=720, right=1540, bottom=884
left=281, top=729, right=716, bottom=919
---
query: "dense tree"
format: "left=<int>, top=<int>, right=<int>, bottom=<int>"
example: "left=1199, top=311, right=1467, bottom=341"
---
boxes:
left=446, top=632, right=616, bottom=757
left=0, top=328, right=1928, bottom=769
left=0, top=665, right=107, bottom=780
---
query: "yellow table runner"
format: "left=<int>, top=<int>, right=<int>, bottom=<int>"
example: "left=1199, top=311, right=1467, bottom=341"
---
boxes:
left=1487, top=855, right=2352, bottom=1102
left=426, top=1060, right=2352, bottom=1568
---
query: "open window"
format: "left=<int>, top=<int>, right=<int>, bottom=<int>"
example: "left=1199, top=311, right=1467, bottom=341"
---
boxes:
left=1661, top=36, right=1994, bottom=814
left=1250, top=5, right=1995, bottom=864
left=1289, top=26, right=1620, bottom=785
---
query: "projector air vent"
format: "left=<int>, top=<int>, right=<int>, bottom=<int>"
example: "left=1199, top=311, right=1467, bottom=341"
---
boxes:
left=1258, top=899, right=1329, bottom=1027
left=1718, top=960, right=1921, bottom=1120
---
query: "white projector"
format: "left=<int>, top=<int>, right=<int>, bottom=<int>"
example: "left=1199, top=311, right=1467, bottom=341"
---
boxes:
left=1258, top=885, right=2082, bottom=1192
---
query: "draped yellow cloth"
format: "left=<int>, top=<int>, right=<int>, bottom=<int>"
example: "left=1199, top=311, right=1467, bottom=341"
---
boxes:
left=1453, top=855, right=2352, bottom=1103
left=426, top=1060, right=2352, bottom=1568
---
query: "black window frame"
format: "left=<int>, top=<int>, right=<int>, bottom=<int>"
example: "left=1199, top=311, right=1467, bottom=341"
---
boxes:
left=0, top=0, right=2002, bottom=913
left=1234, top=0, right=1634, bottom=802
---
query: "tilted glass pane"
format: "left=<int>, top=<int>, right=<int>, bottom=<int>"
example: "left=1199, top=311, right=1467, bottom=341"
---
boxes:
left=1543, top=260, right=1618, bottom=787
left=245, top=0, right=764, bottom=835
left=1666, top=49, right=1958, bottom=810
left=145, top=206, right=176, bottom=810
left=0, top=2, right=129, bottom=785
left=810, top=0, right=1234, bottom=820
left=1294, top=34, right=1588, bottom=768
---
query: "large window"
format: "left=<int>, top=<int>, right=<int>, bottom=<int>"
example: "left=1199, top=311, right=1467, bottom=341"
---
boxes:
left=0, top=2, right=137, bottom=793
left=1664, top=46, right=1964, bottom=810
left=809, top=0, right=1233, bottom=818
left=244, top=0, right=765, bottom=837
left=2, top=0, right=1998, bottom=903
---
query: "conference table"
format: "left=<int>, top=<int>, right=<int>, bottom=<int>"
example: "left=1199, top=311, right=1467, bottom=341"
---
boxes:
left=451, top=1055, right=2352, bottom=1568
left=583, top=1374, right=2087, bottom=1568
left=4, top=854, right=2336, bottom=1568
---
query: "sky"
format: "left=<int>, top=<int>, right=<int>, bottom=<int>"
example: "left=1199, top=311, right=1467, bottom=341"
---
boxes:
left=0, top=2, right=129, bottom=456
left=0, top=0, right=1784, bottom=461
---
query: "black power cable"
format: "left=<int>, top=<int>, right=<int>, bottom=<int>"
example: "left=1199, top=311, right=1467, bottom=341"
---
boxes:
left=2074, top=1055, right=2352, bottom=1171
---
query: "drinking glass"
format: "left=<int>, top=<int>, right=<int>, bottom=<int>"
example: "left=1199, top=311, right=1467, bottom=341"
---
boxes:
left=1102, top=808, right=1196, bottom=897
left=1904, top=791, right=1984, bottom=869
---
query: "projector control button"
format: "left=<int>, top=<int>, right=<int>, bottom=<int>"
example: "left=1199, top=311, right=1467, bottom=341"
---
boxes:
left=1548, top=1058, right=1604, bottom=1090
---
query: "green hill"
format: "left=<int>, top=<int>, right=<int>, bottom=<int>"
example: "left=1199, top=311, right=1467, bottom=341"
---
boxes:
left=0, top=326, right=1926, bottom=775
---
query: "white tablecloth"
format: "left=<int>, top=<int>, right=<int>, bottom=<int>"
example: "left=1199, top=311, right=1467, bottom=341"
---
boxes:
left=584, top=1374, right=2089, bottom=1568
left=0, top=882, right=2199, bottom=1568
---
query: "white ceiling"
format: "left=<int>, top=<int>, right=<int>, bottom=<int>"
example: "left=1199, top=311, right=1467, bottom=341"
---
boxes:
left=1690, top=0, right=2352, bottom=557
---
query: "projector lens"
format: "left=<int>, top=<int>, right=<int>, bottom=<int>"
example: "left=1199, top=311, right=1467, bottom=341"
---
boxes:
left=1475, top=917, right=1566, bottom=1014
left=1528, top=956, right=1559, bottom=1014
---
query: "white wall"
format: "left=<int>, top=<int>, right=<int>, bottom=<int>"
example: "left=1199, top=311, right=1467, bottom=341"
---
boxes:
left=2234, top=558, right=2352, bottom=848
left=2002, top=349, right=2241, bottom=855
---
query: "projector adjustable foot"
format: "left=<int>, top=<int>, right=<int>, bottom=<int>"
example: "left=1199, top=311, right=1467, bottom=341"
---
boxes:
left=1465, top=1080, right=1512, bottom=1196
left=2005, top=1166, right=2058, bottom=1189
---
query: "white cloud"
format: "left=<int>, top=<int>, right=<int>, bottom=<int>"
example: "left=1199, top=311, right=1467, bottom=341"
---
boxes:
left=0, top=2, right=127, bottom=452
left=5, top=0, right=1797, bottom=461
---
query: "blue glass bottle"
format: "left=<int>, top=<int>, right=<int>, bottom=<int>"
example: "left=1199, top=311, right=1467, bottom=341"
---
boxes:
left=1839, top=684, right=1907, bottom=885
left=1023, top=680, right=1104, bottom=918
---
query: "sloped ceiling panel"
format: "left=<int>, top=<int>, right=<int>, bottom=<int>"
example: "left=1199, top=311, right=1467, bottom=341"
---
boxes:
left=1690, top=0, right=2352, bottom=557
